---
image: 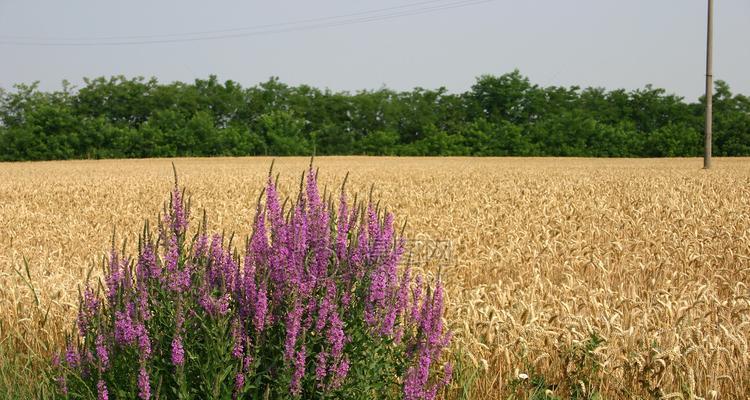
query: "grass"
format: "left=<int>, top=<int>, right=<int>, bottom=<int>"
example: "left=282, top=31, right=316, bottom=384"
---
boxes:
left=1, top=156, right=749, bottom=398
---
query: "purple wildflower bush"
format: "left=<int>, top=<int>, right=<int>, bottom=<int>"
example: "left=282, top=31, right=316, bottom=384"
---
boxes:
left=52, top=165, right=452, bottom=399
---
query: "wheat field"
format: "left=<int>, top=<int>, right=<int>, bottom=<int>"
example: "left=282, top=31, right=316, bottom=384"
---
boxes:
left=1, top=157, right=749, bottom=398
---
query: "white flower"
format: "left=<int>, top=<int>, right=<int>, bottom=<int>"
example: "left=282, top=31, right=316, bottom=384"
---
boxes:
left=518, top=373, right=529, bottom=380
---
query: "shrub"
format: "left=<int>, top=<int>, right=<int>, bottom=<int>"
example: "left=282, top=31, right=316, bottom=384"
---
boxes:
left=50, top=164, right=452, bottom=399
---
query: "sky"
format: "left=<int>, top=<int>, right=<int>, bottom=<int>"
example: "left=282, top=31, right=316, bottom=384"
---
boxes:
left=0, top=0, right=747, bottom=101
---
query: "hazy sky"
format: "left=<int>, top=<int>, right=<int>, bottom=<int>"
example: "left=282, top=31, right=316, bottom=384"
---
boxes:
left=0, top=0, right=747, bottom=101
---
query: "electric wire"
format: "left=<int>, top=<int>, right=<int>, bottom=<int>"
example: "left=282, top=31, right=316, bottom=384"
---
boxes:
left=0, top=0, right=494, bottom=47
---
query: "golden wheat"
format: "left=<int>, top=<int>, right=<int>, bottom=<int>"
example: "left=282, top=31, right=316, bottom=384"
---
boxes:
left=1, top=157, right=749, bottom=398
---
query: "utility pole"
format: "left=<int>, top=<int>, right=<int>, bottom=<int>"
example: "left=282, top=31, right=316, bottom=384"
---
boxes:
left=704, top=0, right=713, bottom=169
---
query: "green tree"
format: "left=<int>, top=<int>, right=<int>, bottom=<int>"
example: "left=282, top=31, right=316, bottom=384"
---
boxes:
left=0, top=72, right=748, bottom=161
left=258, top=110, right=311, bottom=155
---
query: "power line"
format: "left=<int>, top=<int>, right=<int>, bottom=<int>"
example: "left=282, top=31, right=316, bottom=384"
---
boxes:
left=0, top=0, right=494, bottom=47
left=0, top=0, right=458, bottom=41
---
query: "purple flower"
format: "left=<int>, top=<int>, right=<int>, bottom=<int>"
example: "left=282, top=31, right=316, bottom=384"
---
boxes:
left=266, top=177, right=296, bottom=295
left=164, top=236, right=181, bottom=291
left=284, top=300, right=303, bottom=361
left=403, top=346, right=432, bottom=400
left=381, top=305, right=399, bottom=337
left=366, top=269, right=387, bottom=327
left=137, top=323, right=152, bottom=360
left=381, top=267, right=412, bottom=337
left=349, top=224, right=368, bottom=277
left=194, top=234, right=209, bottom=258
left=106, top=250, right=121, bottom=302
left=394, top=327, right=404, bottom=344
left=171, top=335, right=184, bottom=366
left=137, top=243, right=158, bottom=281
left=403, top=280, right=451, bottom=399
left=327, top=311, right=346, bottom=363
left=329, top=356, right=350, bottom=390
left=97, top=379, right=109, bottom=400
left=207, top=235, right=224, bottom=285
left=178, top=264, right=192, bottom=293
left=234, top=372, right=245, bottom=397
left=397, top=268, right=411, bottom=314
left=305, top=168, right=331, bottom=281
left=77, top=286, right=98, bottom=337
left=341, top=291, right=352, bottom=309
left=335, top=191, right=350, bottom=262
left=115, top=310, right=137, bottom=345
left=426, top=283, right=445, bottom=347
left=290, top=345, right=307, bottom=396
left=218, top=293, right=231, bottom=315
left=55, top=165, right=453, bottom=399
left=231, top=321, right=244, bottom=359
left=265, top=176, right=284, bottom=236
left=253, top=283, right=268, bottom=333
left=65, top=342, right=79, bottom=368
left=96, top=334, right=109, bottom=370
left=315, top=281, right=336, bottom=333
left=411, top=275, right=424, bottom=323
left=287, top=205, right=309, bottom=292
left=80, top=350, right=93, bottom=378
left=138, top=366, right=151, bottom=399
left=367, top=208, right=387, bottom=261
left=315, top=352, right=328, bottom=384
left=52, top=353, right=68, bottom=395
left=243, top=354, right=253, bottom=371
left=242, top=212, right=264, bottom=290
left=169, top=186, right=188, bottom=236
left=136, top=284, right=150, bottom=321
left=198, top=289, right=231, bottom=317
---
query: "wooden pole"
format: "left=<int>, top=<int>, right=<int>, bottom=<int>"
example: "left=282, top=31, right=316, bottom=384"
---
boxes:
left=704, top=0, right=713, bottom=169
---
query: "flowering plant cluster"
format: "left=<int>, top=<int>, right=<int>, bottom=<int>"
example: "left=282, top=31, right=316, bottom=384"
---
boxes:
left=51, top=166, right=452, bottom=399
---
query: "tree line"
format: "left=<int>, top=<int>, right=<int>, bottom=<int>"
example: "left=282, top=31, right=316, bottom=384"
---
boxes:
left=0, top=71, right=748, bottom=161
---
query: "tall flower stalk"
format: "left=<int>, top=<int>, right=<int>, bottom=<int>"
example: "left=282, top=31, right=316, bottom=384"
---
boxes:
left=51, top=165, right=451, bottom=399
